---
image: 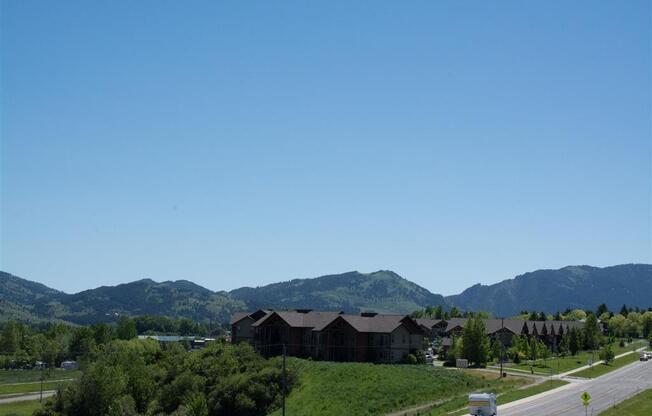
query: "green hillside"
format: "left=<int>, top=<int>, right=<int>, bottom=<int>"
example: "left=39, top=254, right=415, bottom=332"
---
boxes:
left=270, top=359, right=526, bottom=416
left=230, top=270, right=447, bottom=314
left=446, top=264, right=652, bottom=316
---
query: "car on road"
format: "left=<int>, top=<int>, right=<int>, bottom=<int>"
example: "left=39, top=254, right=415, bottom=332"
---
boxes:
left=640, top=352, right=651, bottom=361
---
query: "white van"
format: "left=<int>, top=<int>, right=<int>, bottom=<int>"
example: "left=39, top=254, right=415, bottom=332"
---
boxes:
left=469, top=393, right=497, bottom=416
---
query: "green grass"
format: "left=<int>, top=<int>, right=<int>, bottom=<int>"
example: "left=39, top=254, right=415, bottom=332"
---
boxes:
left=0, top=370, right=80, bottom=384
left=504, top=340, right=645, bottom=375
left=0, top=380, right=72, bottom=395
left=269, top=360, right=527, bottom=416
left=599, top=389, right=652, bottom=415
left=572, top=352, right=641, bottom=378
left=497, top=379, right=568, bottom=404
left=0, top=399, right=44, bottom=416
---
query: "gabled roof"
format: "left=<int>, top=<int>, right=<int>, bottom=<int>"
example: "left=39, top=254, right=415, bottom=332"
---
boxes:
left=230, top=312, right=251, bottom=325
left=230, top=309, right=271, bottom=325
left=250, top=310, right=423, bottom=335
left=415, top=318, right=445, bottom=329
left=252, top=310, right=342, bottom=329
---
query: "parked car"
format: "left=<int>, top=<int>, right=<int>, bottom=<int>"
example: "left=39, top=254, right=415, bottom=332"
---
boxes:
left=61, top=360, right=78, bottom=370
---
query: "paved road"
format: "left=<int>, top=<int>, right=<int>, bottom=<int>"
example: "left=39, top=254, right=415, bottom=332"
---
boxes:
left=0, top=390, right=56, bottom=404
left=496, top=360, right=652, bottom=416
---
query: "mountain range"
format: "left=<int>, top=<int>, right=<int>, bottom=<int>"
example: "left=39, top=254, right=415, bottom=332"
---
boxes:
left=1, top=264, right=650, bottom=324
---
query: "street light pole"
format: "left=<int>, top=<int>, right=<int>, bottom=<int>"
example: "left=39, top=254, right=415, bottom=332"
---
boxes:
left=282, top=344, right=286, bottom=416
left=500, top=317, right=504, bottom=378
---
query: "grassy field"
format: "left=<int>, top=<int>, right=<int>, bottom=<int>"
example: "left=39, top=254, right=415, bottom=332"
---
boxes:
left=599, top=389, right=652, bottom=416
left=270, top=360, right=528, bottom=416
left=0, top=380, right=72, bottom=395
left=0, top=370, right=79, bottom=398
left=497, top=379, right=567, bottom=404
left=0, top=399, right=44, bottom=416
left=572, top=352, right=641, bottom=378
left=504, top=340, right=645, bottom=375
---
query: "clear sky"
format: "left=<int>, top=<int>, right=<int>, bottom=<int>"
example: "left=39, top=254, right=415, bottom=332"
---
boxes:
left=1, top=1, right=650, bottom=296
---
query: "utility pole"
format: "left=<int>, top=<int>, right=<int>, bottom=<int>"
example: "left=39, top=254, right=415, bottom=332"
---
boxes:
left=500, top=317, right=504, bottom=378
left=39, top=360, right=44, bottom=403
left=282, top=344, right=286, bottom=416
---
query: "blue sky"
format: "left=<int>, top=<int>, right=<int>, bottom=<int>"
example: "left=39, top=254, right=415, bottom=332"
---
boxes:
left=1, top=1, right=650, bottom=295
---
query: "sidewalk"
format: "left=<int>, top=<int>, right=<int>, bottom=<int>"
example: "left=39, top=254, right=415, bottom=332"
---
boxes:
left=556, top=346, right=646, bottom=378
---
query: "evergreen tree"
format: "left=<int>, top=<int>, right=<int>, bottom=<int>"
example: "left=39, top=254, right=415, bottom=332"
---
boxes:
left=620, top=304, right=629, bottom=317
left=596, top=303, right=609, bottom=317
left=569, top=328, right=582, bottom=356
left=434, top=305, right=444, bottom=319
left=583, top=313, right=601, bottom=350
left=559, top=333, right=570, bottom=356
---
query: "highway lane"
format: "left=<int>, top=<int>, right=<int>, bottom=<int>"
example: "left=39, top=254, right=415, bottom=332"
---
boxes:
left=497, top=360, right=652, bottom=416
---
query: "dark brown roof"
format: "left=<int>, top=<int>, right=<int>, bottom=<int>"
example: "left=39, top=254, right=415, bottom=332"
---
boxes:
left=230, top=312, right=253, bottom=325
left=440, top=318, right=583, bottom=336
left=339, top=315, right=419, bottom=334
left=415, top=318, right=444, bottom=329
left=230, top=309, right=271, bottom=325
left=252, top=310, right=423, bottom=335
left=252, top=310, right=342, bottom=329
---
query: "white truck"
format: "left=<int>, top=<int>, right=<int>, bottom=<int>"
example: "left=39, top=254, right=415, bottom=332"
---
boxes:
left=469, top=393, right=497, bottom=416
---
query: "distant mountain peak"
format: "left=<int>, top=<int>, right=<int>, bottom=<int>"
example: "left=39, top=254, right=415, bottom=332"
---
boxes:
left=446, top=264, right=652, bottom=316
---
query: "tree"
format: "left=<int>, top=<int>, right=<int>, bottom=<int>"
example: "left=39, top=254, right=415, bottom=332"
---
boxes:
left=596, top=303, right=609, bottom=317
left=445, top=336, right=463, bottom=366
left=0, top=321, right=24, bottom=355
left=625, top=312, right=642, bottom=338
left=70, top=327, right=96, bottom=359
left=184, top=392, right=209, bottom=416
left=608, top=314, right=627, bottom=338
left=433, top=305, right=444, bottom=319
left=566, top=310, right=587, bottom=321
left=450, top=306, right=461, bottom=318
left=116, top=318, right=137, bottom=340
left=583, top=314, right=601, bottom=351
left=490, top=339, right=502, bottom=362
left=92, top=323, right=114, bottom=345
left=461, top=316, right=489, bottom=366
left=559, top=333, right=570, bottom=357
left=528, top=337, right=539, bottom=361
left=598, top=312, right=611, bottom=324
left=568, top=328, right=582, bottom=356
left=620, top=304, right=629, bottom=317
left=642, top=311, right=652, bottom=338
left=599, top=344, right=615, bottom=364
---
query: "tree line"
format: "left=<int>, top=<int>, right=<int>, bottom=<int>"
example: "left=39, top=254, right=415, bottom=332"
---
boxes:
left=0, top=315, right=227, bottom=370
